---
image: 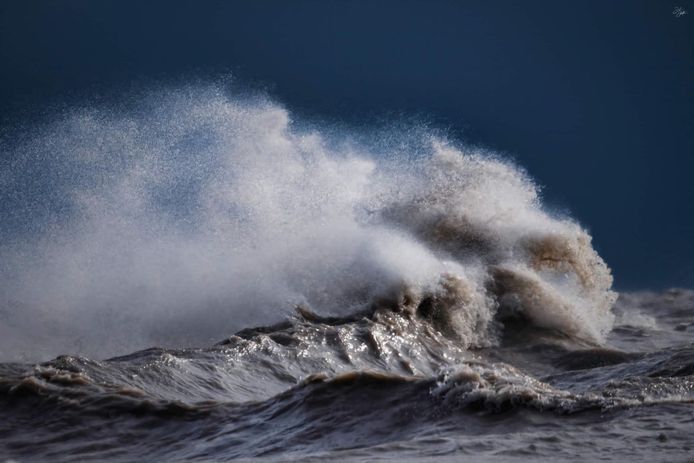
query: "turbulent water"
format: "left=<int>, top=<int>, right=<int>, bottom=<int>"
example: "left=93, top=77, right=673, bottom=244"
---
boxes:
left=0, top=85, right=692, bottom=461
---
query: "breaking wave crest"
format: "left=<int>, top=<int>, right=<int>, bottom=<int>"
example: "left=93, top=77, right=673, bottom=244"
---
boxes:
left=0, top=83, right=616, bottom=361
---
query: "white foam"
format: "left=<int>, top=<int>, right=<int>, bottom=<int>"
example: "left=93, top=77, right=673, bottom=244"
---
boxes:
left=0, top=83, right=616, bottom=360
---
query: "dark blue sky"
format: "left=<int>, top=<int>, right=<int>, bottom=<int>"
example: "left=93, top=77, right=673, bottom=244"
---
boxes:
left=1, top=0, right=692, bottom=289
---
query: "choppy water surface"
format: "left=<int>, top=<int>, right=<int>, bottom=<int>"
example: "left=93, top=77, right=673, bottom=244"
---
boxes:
left=0, top=86, right=692, bottom=461
left=1, top=289, right=692, bottom=462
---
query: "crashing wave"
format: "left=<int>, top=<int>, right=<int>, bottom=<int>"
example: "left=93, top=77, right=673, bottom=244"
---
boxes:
left=0, top=83, right=616, bottom=360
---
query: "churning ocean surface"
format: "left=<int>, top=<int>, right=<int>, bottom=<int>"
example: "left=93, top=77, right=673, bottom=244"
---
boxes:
left=0, top=86, right=692, bottom=462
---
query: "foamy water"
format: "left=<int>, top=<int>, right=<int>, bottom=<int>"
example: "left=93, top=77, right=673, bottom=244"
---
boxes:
left=1, top=85, right=692, bottom=462
left=0, top=84, right=614, bottom=361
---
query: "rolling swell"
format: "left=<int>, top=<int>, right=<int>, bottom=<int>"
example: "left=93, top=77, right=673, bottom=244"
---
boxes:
left=1, top=294, right=693, bottom=461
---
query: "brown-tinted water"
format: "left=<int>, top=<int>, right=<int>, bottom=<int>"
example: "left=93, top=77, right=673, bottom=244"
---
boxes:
left=1, top=289, right=693, bottom=462
left=0, top=88, right=691, bottom=461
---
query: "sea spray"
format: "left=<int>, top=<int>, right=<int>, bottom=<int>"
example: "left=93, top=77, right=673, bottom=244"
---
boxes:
left=0, top=83, right=615, bottom=361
